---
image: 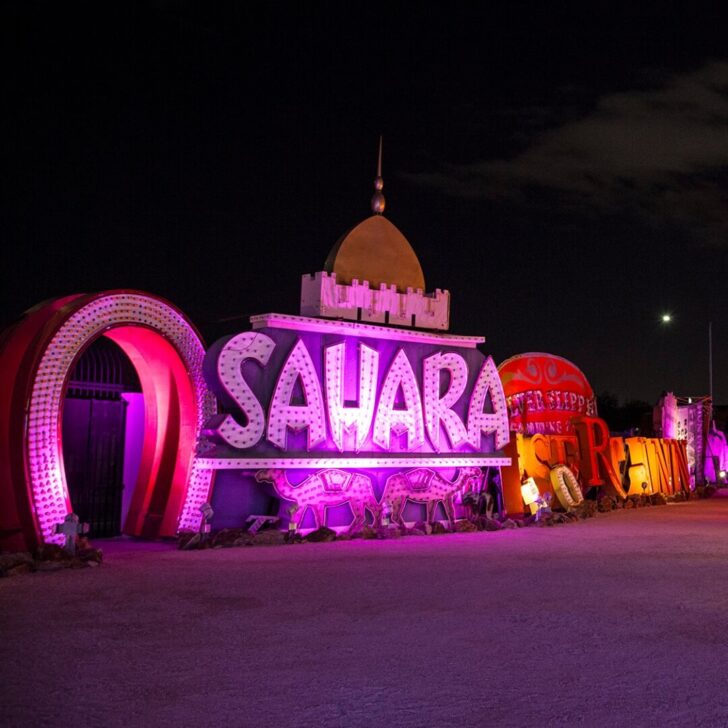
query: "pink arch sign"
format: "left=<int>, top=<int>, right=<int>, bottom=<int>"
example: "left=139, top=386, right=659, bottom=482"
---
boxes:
left=0, top=291, right=216, bottom=550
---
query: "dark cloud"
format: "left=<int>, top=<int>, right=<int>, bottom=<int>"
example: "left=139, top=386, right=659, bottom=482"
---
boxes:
left=410, top=62, right=728, bottom=245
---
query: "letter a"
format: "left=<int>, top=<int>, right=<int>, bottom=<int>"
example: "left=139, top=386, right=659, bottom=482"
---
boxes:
left=268, top=339, right=326, bottom=450
left=373, top=349, right=425, bottom=451
left=466, top=356, right=509, bottom=450
left=325, top=342, right=379, bottom=452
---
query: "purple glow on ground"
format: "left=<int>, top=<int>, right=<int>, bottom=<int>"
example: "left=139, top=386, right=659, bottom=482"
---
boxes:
left=3, top=495, right=728, bottom=725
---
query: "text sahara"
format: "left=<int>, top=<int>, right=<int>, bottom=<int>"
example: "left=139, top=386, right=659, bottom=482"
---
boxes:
left=205, top=331, right=510, bottom=454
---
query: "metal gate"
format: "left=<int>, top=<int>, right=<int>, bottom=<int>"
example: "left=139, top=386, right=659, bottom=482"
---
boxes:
left=62, top=337, right=140, bottom=537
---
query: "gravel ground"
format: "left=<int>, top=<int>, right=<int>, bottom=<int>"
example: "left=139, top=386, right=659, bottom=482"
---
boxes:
left=2, top=494, right=728, bottom=728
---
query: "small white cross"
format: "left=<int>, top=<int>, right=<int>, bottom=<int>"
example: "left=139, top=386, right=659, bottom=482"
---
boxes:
left=54, top=513, right=89, bottom=555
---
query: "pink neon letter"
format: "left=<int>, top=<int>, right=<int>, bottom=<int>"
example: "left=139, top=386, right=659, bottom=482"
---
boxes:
left=268, top=339, right=326, bottom=450
left=467, top=356, right=509, bottom=450
left=324, top=342, right=379, bottom=452
left=372, top=349, right=425, bottom=451
left=209, top=332, right=275, bottom=449
left=424, top=352, right=469, bottom=451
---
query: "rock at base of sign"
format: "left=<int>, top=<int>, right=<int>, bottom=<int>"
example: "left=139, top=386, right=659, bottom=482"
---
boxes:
left=76, top=546, right=103, bottom=564
left=546, top=512, right=571, bottom=525
left=454, top=519, right=478, bottom=533
left=29, top=542, right=103, bottom=573
left=36, top=543, right=71, bottom=562
left=305, top=526, right=337, bottom=543
left=177, top=529, right=198, bottom=549
left=360, top=525, right=403, bottom=539
left=650, top=493, right=668, bottom=506
left=35, top=560, right=68, bottom=572
left=575, top=501, right=598, bottom=519
left=598, top=496, right=615, bottom=512
left=430, top=521, right=450, bottom=535
left=252, top=530, right=286, bottom=546
left=404, top=527, right=427, bottom=537
left=500, top=518, right=519, bottom=529
left=413, top=521, right=433, bottom=535
left=473, top=516, right=503, bottom=531
left=210, top=528, right=247, bottom=548
left=0, top=552, right=34, bottom=578
left=623, top=498, right=635, bottom=509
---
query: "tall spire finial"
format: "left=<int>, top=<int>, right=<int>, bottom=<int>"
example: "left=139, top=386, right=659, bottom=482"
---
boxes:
left=371, top=135, right=385, bottom=215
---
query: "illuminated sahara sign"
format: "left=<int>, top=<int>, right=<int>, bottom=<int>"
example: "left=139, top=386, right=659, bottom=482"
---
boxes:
left=199, top=314, right=510, bottom=469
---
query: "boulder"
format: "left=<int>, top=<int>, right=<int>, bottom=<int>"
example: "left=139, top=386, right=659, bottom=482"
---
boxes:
left=414, top=521, right=433, bottom=535
left=210, top=528, right=247, bottom=548
left=598, top=496, right=615, bottom=512
left=650, top=493, right=668, bottom=506
left=0, top=552, right=34, bottom=578
left=454, top=519, right=478, bottom=533
left=305, top=526, right=337, bottom=543
left=545, top=513, right=569, bottom=525
left=501, top=518, right=519, bottom=529
left=476, top=517, right=504, bottom=531
left=575, top=501, right=597, bottom=519
left=76, top=546, right=103, bottom=564
left=177, top=530, right=198, bottom=549
left=35, top=543, right=71, bottom=562
left=430, top=521, right=450, bottom=535
left=252, top=529, right=286, bottom=546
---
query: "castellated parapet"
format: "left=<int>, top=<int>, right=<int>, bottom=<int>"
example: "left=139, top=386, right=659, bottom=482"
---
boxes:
left=300, top=271, right=450, bottom=330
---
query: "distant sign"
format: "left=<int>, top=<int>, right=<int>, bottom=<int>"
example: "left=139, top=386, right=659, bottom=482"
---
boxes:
left=498, top=353, right=596, bottom=435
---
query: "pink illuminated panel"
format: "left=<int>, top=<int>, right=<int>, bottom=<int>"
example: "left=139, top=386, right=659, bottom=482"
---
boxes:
left=424, top=352, right=470, bottom=451
left=467, top=356, right=509, bottom=450
left=203, top=315, right=511, bottom=470
left=267, top=339, right=327, bottom=450
left=25, top=293, right=215, bottom=543
left=372, top=349, right=425, bottom=451
left=325, top=342, right=379, bottom=452
left=207, top=332, right=275, bottom=448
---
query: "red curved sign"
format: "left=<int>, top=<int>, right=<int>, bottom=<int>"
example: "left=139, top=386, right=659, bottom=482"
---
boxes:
left=498, top=353, right=596, bottom=435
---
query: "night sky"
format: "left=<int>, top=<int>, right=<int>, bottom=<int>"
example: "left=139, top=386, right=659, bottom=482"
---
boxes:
left=3, top=3, right=728, bottom=404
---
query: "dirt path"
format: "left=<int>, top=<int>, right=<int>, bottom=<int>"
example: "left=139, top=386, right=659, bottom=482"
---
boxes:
left=3, top=495, right=728, bottom=727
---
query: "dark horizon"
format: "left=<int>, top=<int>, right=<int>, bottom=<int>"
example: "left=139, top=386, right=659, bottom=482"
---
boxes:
left=3, top=3, right=728, bottom=404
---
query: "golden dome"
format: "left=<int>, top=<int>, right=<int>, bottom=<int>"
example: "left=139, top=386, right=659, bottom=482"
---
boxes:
left=324, top=215, right=426, bottom=293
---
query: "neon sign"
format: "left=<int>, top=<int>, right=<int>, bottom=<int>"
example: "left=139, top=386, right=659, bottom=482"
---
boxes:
left=201, top=314, right=509, bottom=468
left=498, top=353, right=597, bottom=435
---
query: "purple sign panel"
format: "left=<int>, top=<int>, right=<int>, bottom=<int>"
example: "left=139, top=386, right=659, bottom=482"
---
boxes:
left=200, top=315, right=510, bottom=468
